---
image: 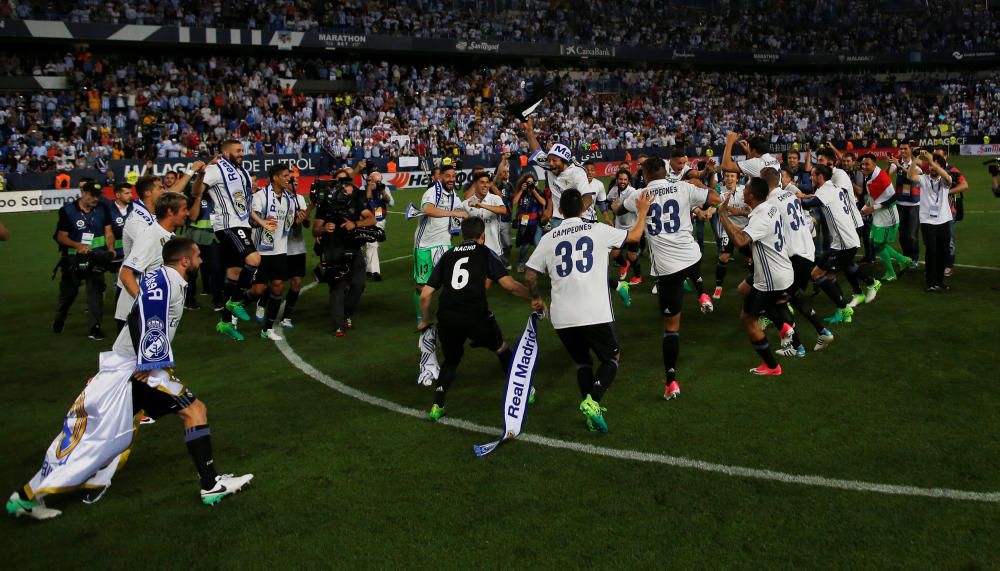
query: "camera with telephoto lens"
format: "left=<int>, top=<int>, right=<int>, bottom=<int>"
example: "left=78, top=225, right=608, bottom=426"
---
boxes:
left=310, top=178, right=353, bottom=225
left=985, top=158, right=1000, bottom=177
left=70, top=250, right=115, bottom=275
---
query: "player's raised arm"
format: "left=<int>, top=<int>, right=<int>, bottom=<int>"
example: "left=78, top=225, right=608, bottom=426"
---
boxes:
left=721, top=132, right=741, bottom=173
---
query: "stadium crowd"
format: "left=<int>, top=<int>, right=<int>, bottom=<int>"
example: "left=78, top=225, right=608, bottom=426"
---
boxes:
left=3, top=0, right=998, bottom=54
left=2, top=51, right=1000, bottom=175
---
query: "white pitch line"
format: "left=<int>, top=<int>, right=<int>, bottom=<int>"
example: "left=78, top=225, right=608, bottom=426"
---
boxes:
left=277, top=281, right=1000, bottom=504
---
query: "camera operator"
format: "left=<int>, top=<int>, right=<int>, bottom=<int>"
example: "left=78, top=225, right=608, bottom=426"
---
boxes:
left=364, top=171, right=394, bottom=282
left=312, top=173, right=377, bottom=337
left=52, top=182, right=117, bottom=339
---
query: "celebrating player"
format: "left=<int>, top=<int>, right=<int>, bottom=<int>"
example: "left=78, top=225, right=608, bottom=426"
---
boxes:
left=525, top=189, right=650, bottom=432
left=417, top=217, right=532, bottom=420
left=614, top=157, right=721, bottom=400
left=458, top=172, right=510, bottom=258
left=251, top=164, right=296, bottom=341
left=522, top=118, right=590, bottom=228
left=412, top=165, right=469, bottom=321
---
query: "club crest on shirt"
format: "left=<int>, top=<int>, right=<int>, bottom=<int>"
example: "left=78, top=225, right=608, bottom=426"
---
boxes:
left=233, top=190, right=249, bottom=217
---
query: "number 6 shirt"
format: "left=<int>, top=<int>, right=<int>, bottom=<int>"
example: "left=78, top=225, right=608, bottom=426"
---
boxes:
left=427, top=240, right=509, bottom=317
left=526, top=218, right=627, bottom=329
left=623, top=179, right=708, bottom=277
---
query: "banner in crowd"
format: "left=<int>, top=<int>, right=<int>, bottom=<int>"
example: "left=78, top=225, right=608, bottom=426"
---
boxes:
left=108, top=154, right=328, bottom=181
left=0, top=189, right=81, bottom=214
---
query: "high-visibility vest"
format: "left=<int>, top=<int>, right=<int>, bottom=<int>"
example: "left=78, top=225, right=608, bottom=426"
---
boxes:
left=55, top=173, right=71, bottom=189
left=386, top=161, right=397, bottom=173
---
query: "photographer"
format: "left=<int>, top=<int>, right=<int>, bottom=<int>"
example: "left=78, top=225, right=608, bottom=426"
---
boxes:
left=990, top=159, right=1000, bottom=197
left=364, top=171, right=394, bottom=282
left=52, top=182, right=117, bottom=339
left=312, top=174, right=377, bottom=337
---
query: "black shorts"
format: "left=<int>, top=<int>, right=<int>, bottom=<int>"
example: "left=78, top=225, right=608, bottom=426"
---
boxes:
left=742, top=285, right=785, bottom=317
left=254, top=254, right=289, bottom=283
left=286, top=253, right=306, bottom=278
left=437, top=310, right=504, bottom=362
left=216, top=227, right=257, bottom=269
left=555, top=322, right=620, bottom=365
left=655, top=262, right=700, bottom=317
left=131, top=378, right=197, bottom=420
left=817, top=247, right=857, bottom=273
left=790, top=255, right=815, bottom=292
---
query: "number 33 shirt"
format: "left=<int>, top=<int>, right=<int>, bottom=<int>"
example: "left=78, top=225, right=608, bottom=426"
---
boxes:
left=623, top=179, right=708, bottom=277
left=526, top=218, right=627, bottom=329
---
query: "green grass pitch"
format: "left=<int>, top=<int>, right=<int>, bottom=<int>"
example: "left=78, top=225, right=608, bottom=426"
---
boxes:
left=1, top=157, right=999, bottom=568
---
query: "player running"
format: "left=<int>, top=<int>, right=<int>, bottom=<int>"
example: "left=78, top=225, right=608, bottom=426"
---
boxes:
left=607, top=169, right=644, bottom=285
left=717, top=177, right=791, bottom=375
left=7, top=238, right=252, bottom=520
left=525, top=189, right=650, bottom=432
left=417, top=217, right=532, bottom=420
left=859, top=153, right=911, bottom=281
left=614, top=157, right=721, bottom=400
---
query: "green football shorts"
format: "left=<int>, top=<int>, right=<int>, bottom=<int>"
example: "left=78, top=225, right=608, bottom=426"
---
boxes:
left=870, top=224, right=899, bottom=245
left=413, top=245, right=450, bottom=284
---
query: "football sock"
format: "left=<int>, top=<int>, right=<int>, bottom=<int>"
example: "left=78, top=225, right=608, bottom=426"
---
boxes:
left=184, top=425, right=219, bottom=490
left=283, top=288, right=300, bottom=319
left=413, top=291, right=422, bottom=321
left=434, top=363, right=458, bottom=406
left=715, top=260, right=729, bottom=286
left=662, top=331, right=679, bottom=382
left=575, top=363, right=594, bottom=398
left=631, top=258, right=642, bottom=276
left=591, top=358, right=619, bottom=402
left=263, top=292, right=282, bottom=330
left=886, top=245, right=909, bottom=265
left=816, top=276, right=846, bottom=308
left=221, top=278, right=238, bottom=321
left=791, top=292, right=825, bottom=334
left=237, top=264, right=257, bottom=294
left=496, top=345, right=513, bottom=374
left=752, top=338, right=779, bottom=368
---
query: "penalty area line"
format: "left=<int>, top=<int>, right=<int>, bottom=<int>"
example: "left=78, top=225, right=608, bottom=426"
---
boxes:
left=277, top=282, right=1000, bottom=504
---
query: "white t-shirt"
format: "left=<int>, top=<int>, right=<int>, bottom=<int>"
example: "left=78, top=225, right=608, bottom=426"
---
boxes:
left=917, top=174, right=953, bottom=225
left=743, top=201, right=794, bottom=292
left=582, top=178, right=606, bottom=221
left=115, top=223, right=174, bottom=320
left=113, top=266, right=186, bottom=358
left=526, top=218, right=627, bottom=329
left=607, top=184, right=637, bottom=229
left=737, top=153, right=781, bottom=178
left=287, top=194, right=308, bottom=256
left=719, top=184, right=749, bottom=227
left=767, top=187, right=815, bottom=262
left=530, top=151, right=590, bottom=220
left=458, top=192, right=505, bottom=256
left=251, top=186, right=294, bottom=256
left=624, top=178, right=708, bottom=276
left=414, top=184, right=459, bottom=249
left=202, top=158, right=253, bottom=232
left=814, top=181, right=861, bottom=250
left=665, top=164, right=691, bottom=183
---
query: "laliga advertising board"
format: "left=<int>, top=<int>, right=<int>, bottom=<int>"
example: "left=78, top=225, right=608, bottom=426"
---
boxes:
left=0, top=189, right=81, bottom=214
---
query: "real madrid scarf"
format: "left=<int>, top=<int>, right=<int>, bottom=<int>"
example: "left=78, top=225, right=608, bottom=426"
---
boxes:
left=130, top=197, right=154, bottom=226
left=433, top=180, right=461, bottom=235
left=217, top=156, right=252, bottom=222
left=257, top=185, right=293, bottom=251
left=417, top=325, right=440, bottom=387
left=474, top=313, right=541, bottom=457
left=135, top=267, right=174, bottom=371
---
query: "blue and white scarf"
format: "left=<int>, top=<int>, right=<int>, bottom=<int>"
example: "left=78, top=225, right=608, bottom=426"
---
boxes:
left=130, top=197, right=154, bottom=226
left=135, top=268, right=174, bottom=372
left=433, top=181, right=461, bottom=235
left=217, top=156, right=252, bottom=221
left=474, top=313, right=541, bottom=457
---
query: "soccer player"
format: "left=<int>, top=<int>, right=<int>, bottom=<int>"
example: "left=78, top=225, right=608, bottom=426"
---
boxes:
left=583, top=160, right=610, bottom=223
left=761, top=168, right=835, bottom=355
left=721, top=132, right=781, bottom=178
left=200, top=140, right=260, bottom=339
left=412, top=164, right=469, bottom=321
left=417, top=217, right=532, bottom=420
left=717, top=177, right=791, bottom=375
left=522, top=118, right=590, bottom=228
left=615, top=157, right=720, bottom=400
left=799, top=164, right=877, bottom=324
left=281, top=184, right=310, bottom=328
left=458, top=172, right=509, bottom=258
left=859, top=153, right=911, bottom=281
left=6, top=238, right=253, bottom=520
left=114, top=175, right=164, bottom=331
left=251, top=164, right=296, bottom=341
left=888, top=141, right=921, bottom=270
left=525, top=189, right=650, bottom=432
left=607, top=169, right=643, bottom=285
left=712, top=171, right=748, bottom=300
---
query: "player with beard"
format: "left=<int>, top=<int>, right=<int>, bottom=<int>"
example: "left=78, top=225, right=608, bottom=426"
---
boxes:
left=412, top=165, right=469, bottom=321
left=522, top=119, right=590, bottom=229
left=607, top=169, right=643, bottom=285
left=712, top=171, right=748, bottom=300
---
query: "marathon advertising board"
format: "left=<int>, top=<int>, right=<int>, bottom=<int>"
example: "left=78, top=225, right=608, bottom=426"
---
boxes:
left=317, top=33, right=367, bottom=49
left=109, top=154, right=327, bottom=181
left=0, top=189, right=81, bottom=214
